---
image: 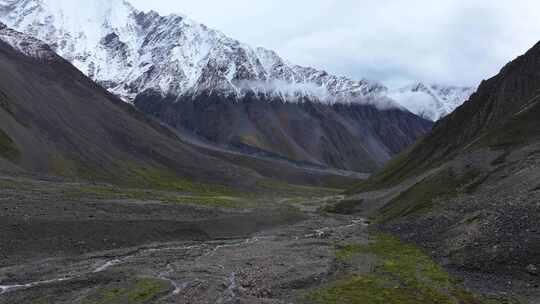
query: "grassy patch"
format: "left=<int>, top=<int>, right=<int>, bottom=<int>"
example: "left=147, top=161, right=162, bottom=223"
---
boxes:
left=31, top=299, right=49, bottom=304
left=377, top=169, right=479, bottom=223
left=309, top=235, right=498, bottom=304
left=53, top=172, right=341, bottom=210
left=127, top=166, right=234, bottom=194
left=48, top=154, right=117, bottom=183
left=128, top=278, right=170, bottom=302
left=65, top=182, right=331, bottom=209
left=63, top=185, right=239, bottom=208
left=0, top=178, right=26, bottom=189
left=82, top=277, right=170, bottom=304
left=43, top=152, right=237, bottom=195
left=348, top=103, right=540, bottom=196
left=310, top=275, right=454, bottom=304
left=335, top=244, right=365, bottom=262
left=475, top=102, right=540, bottom=149
left=366, top=235, right=453, bottom=286
left=0, top=129, right=20, bottom=161
left=256, top=178, right=341, bottom=197
left=46, top=157, right=238, bottom=197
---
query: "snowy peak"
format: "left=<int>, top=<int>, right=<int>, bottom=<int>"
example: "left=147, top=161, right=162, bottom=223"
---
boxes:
left=0, top=0, right=467, bottom=116
left=0, top=21, right=58, bottom=60
left=390, top=83, right=475, bottom=121
left=0, top=0, right=136, bottom=37
left=0, top=0, right=393, bottom=107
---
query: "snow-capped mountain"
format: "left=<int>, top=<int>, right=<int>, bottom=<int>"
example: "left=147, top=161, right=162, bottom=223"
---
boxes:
left=0, top=0, right=391, bottom=105
left=390, top=83, right=475, bottom=121
left=0, top=21, right=57, bottom=60
left=0, top=21, right=259, bottom=183
left=0, top=0, right=472, bottom=118
left=0, top=0, right=435, bottom=172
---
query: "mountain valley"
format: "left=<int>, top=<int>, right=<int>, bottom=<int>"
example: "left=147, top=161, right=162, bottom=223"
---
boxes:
left=0, top=1, right=538, bottom=303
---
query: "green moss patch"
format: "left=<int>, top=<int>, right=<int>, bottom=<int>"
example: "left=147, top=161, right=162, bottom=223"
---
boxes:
left=310, top=275, right=455, bottom=304
left=335, top=244, right=365, bottom=261
left=127, top=166, right=234, bottom=194
left=377, top=169, right=479, bottom=223
left=309, top=235, right=498, bottom=304
left=63, top=185, right=239, bottom=208
left=82, top=277, right=170, bottom=304
left=0, top=129, right=20, bottom=161
left=0, top=178, right=25, bottom=189
left=53, top=171, right=341, bottom=210
left=45, top=158, right=238, bottom=198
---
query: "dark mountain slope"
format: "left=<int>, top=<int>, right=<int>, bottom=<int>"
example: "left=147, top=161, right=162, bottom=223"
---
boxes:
left=135, top=91, right=433, bottom=173
left=355, top=41, right=540, bottom=191
left=0, top=24, right=364, bottom=189
left=347, top=42, right=540, bottom=300
left=0, top=24, right=260, bottom=188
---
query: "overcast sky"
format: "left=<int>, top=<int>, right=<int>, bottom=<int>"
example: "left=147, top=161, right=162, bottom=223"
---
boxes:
left=130, top=0, right=540, bottom=88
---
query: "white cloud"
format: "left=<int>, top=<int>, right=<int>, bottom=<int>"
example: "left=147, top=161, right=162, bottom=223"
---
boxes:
left=129, top=0, right=540, bottom=87
left=236, top=79, right=401, bottom=110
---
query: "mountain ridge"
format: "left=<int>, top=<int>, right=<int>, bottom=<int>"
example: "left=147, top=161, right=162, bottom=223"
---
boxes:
left=0, top=0, right=474, bottom=119
left=0, top=0, right=434, bottom=172
left=0, top=0, right=391, bottom=105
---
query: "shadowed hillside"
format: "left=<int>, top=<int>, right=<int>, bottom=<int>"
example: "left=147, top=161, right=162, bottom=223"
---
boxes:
left=343, top=41, right=540, bottom=301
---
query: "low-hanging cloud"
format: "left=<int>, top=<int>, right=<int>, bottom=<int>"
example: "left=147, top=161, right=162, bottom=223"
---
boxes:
left=236, top=79, right=330, bottom=100
left=131, top=0, right=540, bottom=88
left=235, top=79, right=403, bottom=110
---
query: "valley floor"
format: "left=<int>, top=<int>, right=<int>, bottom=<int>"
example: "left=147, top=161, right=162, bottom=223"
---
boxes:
left=0, top=175, right=531, bottom=303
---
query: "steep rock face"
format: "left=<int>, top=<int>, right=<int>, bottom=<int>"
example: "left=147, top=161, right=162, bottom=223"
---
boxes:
left=135, top=91, right=432, bottom=172
left=389, top=83, right=475, bottom=121
left=0, top=0, right=433, bottom=171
